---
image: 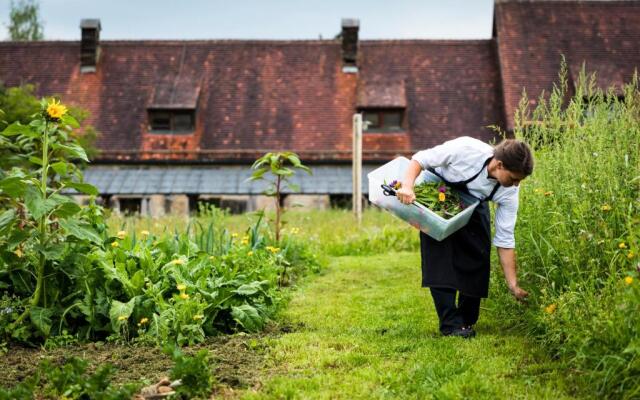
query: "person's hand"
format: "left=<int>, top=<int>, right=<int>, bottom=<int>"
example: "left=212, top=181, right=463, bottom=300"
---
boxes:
left=509, top=285, right=529, bottom=302
left=396, top=186, right=416, bottom=205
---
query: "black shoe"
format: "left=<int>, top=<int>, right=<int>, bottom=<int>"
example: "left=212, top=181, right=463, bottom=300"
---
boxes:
left=442, top=326, right=476, bottom=339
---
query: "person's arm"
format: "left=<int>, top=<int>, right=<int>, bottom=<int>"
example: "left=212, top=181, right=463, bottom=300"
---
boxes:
left=493, top=188, right=528, bottom=301
left=497, top=247, right=528, bottom=301
left=397, top=160, right=422, bottom=204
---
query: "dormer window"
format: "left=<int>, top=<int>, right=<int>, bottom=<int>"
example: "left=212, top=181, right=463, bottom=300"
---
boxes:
left=357, top=79, right=407, bottom=133
left=148, top=109, right=195, bottom=133
left=362, top=108, right=405, bottom=132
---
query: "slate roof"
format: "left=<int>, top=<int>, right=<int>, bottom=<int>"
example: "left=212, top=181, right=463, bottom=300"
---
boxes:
left=82, top=165, right=375, bottom=195
left=494, top=0, right=640, bottom=129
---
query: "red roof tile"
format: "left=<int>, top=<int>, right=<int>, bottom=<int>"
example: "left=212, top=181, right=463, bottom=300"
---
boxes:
left=3, top=1, right=637, bottom=162
left=0, top=39, right=503, bottom=162
left=494, top=0, right=640, bottom=129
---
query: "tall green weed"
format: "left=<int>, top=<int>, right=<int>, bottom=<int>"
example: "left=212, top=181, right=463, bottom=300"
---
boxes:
left=495, top=61, right=640, bottom=398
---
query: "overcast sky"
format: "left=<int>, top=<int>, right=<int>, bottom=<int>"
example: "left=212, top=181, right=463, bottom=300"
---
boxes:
left=1, top=0, right=495, bottom=41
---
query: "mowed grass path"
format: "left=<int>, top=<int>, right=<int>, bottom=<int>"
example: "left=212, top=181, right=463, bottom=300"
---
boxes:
left=243, top=252, right=575, bottom=400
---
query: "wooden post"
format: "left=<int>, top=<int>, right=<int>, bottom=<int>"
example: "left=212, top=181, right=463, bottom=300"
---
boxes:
left=352, top=113, right=363, bottom=224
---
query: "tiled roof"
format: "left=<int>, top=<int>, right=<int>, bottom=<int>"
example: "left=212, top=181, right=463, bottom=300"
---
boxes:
left=1, top=0, right=638, bottom=162
left=0, top=39, right=502, bottom=162
left=494, top=0, right=640, bottom=129
left=359, top=40, right=504, bottom=150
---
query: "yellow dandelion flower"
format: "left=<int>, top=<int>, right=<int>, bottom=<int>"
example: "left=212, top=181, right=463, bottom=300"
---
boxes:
left=533, top=188, right=543, bottom=194
left=193, top=314, right=204, bottom=321
left=619, top=242, right=627, bottom=249
left=290, top=227, right=300, bottom=234
left=231, top=233, right=239, bottom=239
left=116, top=230, right=127, bottom=240
left=601, top=204, right=612, bottom=211
left=544, top=303, right=557, bottom=314
left=139, top=317, right=149, bottom=325
left=628, top=251, right=635, bottom=259
left=248, top=251, right=254, bottom=256
left=46, top=99, right=68, bottom=119
left=111, top=241, right=119, bottom=248
left=117, top=315, right=128, bottom=321
left=438, top=192, right=446, bottom=202
left=176, top=283, right=187, bottom=291
left=179, top=293, right=190, bottom=300
left=209, top=255, right=215, bottom=261
left=140, top=230, right=150, bottom=237
left=624, top=276, right=634, bottom=285
left=172, top=259, right=184, bottom=265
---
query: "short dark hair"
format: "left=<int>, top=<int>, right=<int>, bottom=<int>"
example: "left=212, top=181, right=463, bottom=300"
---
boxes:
left=494, top=139, right=534, bottom=176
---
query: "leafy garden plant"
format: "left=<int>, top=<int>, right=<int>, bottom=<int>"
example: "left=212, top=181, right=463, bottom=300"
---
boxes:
left=0, top=99, right=321, bottom=347
left=249, top=152, right=311, bottom=243
left=0, top=98, right=103, bottom=342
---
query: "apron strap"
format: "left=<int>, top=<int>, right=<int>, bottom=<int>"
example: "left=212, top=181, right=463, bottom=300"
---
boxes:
left=463, top=156, right=493, bottom=184
left=485, top=182, right=500, bottom=202
left=427, top=156, right=499, bottom=202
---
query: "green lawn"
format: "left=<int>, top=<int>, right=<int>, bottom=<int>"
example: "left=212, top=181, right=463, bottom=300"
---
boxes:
left=242, top=252, right=575, bottom=399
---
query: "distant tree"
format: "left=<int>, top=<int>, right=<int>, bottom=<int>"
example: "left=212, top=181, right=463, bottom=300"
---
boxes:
left=7, top=0, right=44, bottom=41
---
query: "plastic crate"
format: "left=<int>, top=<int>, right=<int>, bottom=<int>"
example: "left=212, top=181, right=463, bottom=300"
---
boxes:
left=367, top=157, right=480, bottom=241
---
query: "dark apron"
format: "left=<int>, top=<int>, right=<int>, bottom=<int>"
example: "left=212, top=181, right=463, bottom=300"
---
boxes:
left=420, top=156, right=500, bottom=298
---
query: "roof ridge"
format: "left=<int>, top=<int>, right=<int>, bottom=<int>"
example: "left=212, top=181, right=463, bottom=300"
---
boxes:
left=496, top=0, right=639, bottom=3
left=0, top=38, right=494, bottom=47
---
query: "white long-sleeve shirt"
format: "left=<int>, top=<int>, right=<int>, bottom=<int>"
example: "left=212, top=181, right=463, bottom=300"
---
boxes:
left=411, top=136, right=519, bottom=249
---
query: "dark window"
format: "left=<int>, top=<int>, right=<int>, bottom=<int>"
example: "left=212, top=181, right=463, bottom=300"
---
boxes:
left=119, top=198, right=142, bottom=214
left=329, top=194, right=352, bottom=209
left=148, top=109, right=195, bottom=133
left=361, top=109, right=405, bottom=132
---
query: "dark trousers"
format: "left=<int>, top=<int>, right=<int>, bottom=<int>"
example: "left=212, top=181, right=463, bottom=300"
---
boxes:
left=429, top=287, right=481, bottom=334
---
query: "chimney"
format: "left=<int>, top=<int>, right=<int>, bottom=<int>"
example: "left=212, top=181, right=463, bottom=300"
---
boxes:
left=80, top=19, right=101, bottom=73
left=341, top=18, right=359, bottom=73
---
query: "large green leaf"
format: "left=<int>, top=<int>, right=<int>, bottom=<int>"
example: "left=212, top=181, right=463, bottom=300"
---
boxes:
left=30, top=307, right=53, bottom=337
left=231, top=304, right=264, bottom=332
left=0, top=176, right=29, bottom=198
left=1, top=122, right=37, bottom=137
left=51, top=200, right=82, bottom=218
left=0, top=209, right=16, bottom=235
left=28, top=156, right=43, bottom=166
left=52, top=143, right=89, bottom=162
left=130, top=270, right=146, bottom=294
left=109, top=298, right=136, bottom=331
left=25, top=190, right=72, bottom=220
left=35, top=243, right=66, bottom=260
left=23, top=185, right=46, bottom=219
left=50, top=161, right=69, bottom=176
left=59, top=219, right=102, bottom=244
left=61, top=114, right=80, bottom=129
left=63, top=180, right=99, bottom=196
left=234, top=281, right=266, bottom=296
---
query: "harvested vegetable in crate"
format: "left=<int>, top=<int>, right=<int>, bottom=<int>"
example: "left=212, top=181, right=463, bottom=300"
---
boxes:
left=388, top=179, right=467, bottom=219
